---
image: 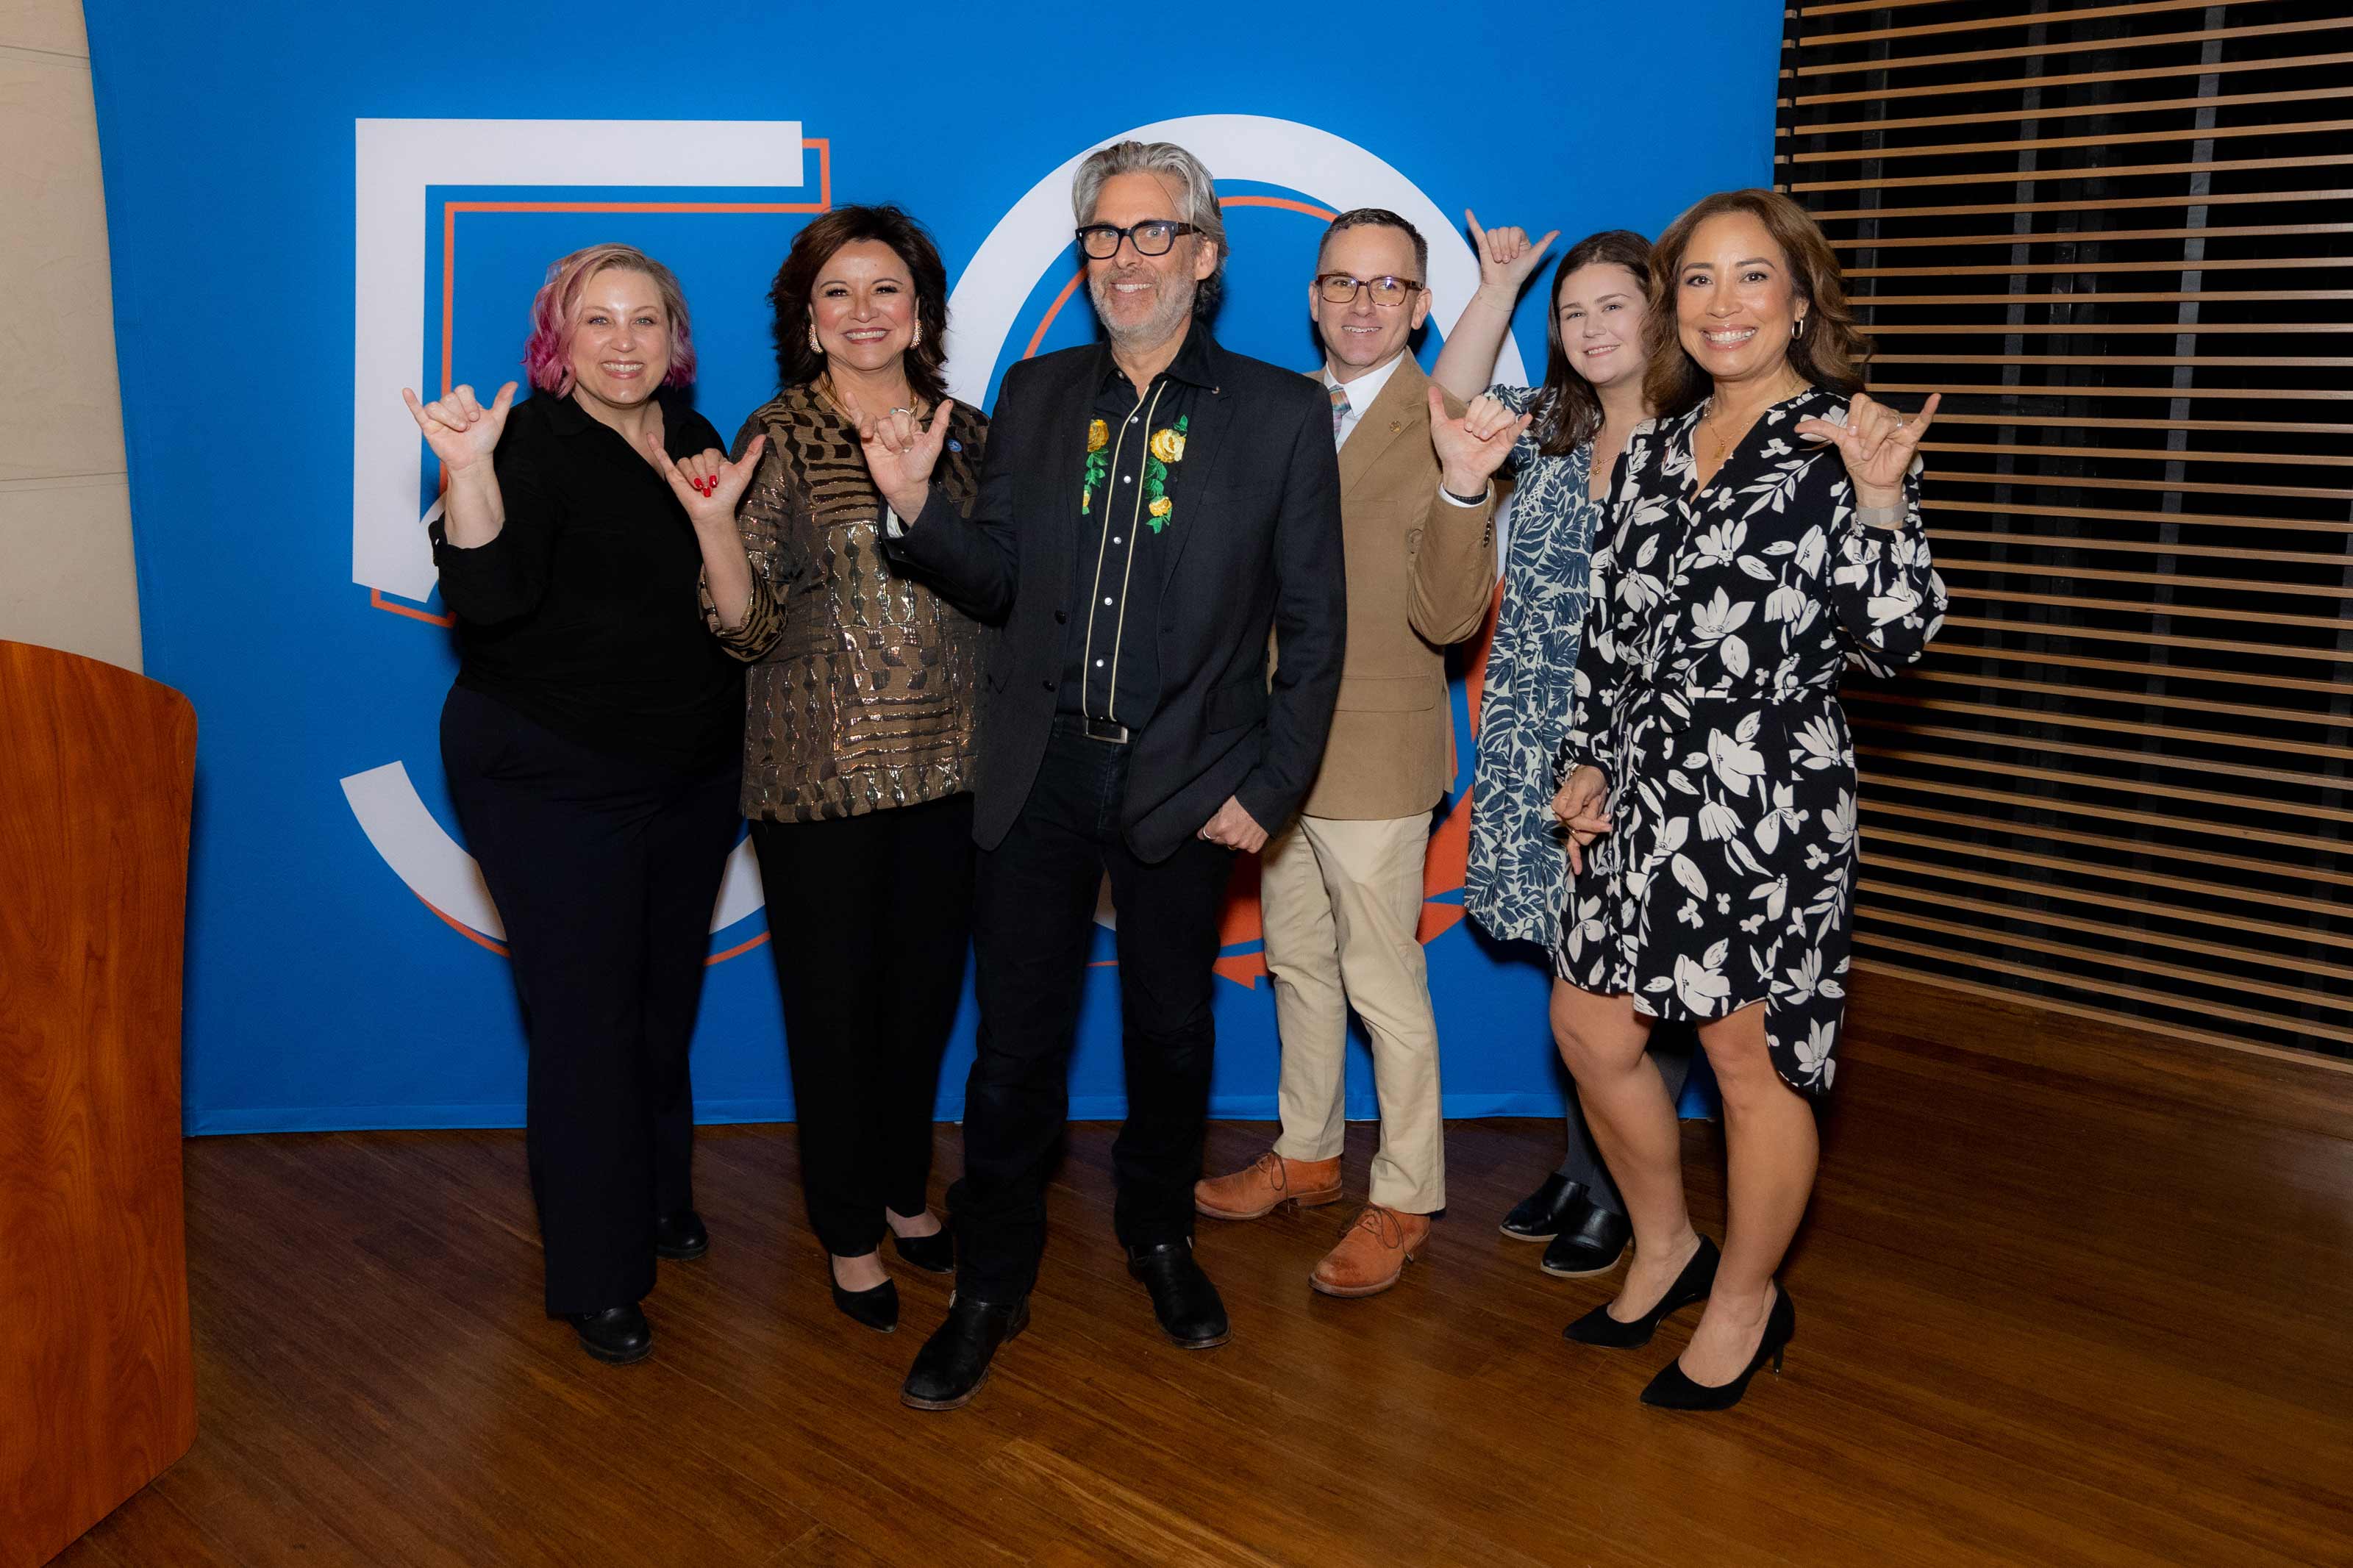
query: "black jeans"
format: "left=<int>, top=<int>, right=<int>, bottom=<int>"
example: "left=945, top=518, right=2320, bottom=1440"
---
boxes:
left=951, top=718, right=1236, bottom=1300
left=440, top=685, right=741, bottom=1314
left=753, top=794, right=975, bottom=1259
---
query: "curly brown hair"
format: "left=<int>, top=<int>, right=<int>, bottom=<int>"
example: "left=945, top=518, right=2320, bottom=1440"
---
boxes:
left=1640, top=188, right=1866, bottom=418
left=768, top=204, right=951, bottom=407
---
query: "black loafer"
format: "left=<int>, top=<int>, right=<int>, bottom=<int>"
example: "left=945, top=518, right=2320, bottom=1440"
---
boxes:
left=1126, top=1241, right=1230, bottom=1349
left=654, top=1209, right=708, bottom=1261
left=1542, top=1203, right=1631, bottom=1278
left=1501, top=1173, right=1590, bottom=1242
left=563, top=1303, right=653, bottom=1364
left=901, top=1295, right=1029, bottom=1411
left=892, top=1222, right=954, bottom=1275
left=831, top=1275, right=900, bottom=1334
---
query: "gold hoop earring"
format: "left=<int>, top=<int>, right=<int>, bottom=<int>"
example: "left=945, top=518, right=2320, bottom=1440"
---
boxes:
left=1793, top=315, right=1807, bottom=340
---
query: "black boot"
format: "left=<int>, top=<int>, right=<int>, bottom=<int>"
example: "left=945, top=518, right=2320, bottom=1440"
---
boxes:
left=901, top=1295, right=1029, bottom=1411
left=563, top=1303, right=653, bottom=1364
left=1500, top=1173, right=1589, bottom=1241
left=654, top=1210, right=709, bottom=1261
left=1540, top=1203, right=1630, bottom=1278
left=1126, top=1241, right=1230, bottom=1349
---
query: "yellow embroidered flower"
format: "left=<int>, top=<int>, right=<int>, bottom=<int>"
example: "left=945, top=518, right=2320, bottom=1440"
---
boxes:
left=1150, top=427, right=1186, bottom=464
left=1149, top=496, right=1173, bottom=519
left=1088, top=419, right=1110, bottom=452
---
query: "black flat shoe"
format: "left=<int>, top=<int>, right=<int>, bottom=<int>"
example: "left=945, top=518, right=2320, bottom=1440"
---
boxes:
left=1564, top=1234, right=1718, bottom=1348
left=654, top=1209, right=708, bottom=1261
left=1126, top=1240, right=1230, bottom=1349
left=891, top=1221, right=954, bottom=1275
left=1500, top=1173, right=1589, bottom=1241
left=901, top=1295, right=1029, bottom=1411
left=1541, top=1203, right=1630, bottom=1278
left=830, top=1272, right=900, bottom=1334
left=1641, top=1284, right=1796, bottom=1411
left=563, top=1303, right=653, bottom=1364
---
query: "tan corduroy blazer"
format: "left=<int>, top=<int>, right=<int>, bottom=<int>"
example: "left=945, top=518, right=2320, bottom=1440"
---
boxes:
left=1290, top=355, right=1497, bottom=820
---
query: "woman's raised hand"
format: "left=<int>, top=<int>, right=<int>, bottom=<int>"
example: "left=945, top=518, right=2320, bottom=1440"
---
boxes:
left=857, top=401, right=956, bottom=520
left=1796, top=390, right=1940, bottom=510
left=401, top=382, right=516, bottom=473
left=647, top=428, right=768, bottom=528
left=1465, top=210, right=1560, bottom=301
left=1550, top=764, right=1613, bottom=876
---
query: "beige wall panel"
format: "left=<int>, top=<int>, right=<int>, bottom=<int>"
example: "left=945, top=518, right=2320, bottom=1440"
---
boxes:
left=0, top=476, right=143, bottom=670
left=0, top=0, right=90, bottom=59
left=0, top=50, right=126, bottom=483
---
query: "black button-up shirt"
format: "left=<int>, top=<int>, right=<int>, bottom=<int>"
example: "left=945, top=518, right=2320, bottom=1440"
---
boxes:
left=1057, top=323, right=1217, bottom=726
left=429, top=387, right=744, bottom=772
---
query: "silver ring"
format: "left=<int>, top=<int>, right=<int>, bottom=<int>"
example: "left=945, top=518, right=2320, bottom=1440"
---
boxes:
left=888, top=407, right=914, bottom=416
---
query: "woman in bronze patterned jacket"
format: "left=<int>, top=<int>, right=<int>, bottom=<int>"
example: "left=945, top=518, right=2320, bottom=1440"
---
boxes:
left=700, top=206, right=988, bottom=1333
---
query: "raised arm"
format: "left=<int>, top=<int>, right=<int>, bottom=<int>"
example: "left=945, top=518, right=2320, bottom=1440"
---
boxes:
left=1796, top=392, right=1949, bottom=673
left=411, top=381, right=560, bottom=625
left=870, top=387, right=1018, bottom=626
left=1431, top=211, right=1558, bottom=404
left=1409, top=383, right=1518, bottom=645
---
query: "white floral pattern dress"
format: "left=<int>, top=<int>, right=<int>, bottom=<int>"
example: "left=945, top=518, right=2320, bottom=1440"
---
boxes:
left=1464, top=386, right=1601, bottom=950
left=1557, top=389, right=1948, bottom=1096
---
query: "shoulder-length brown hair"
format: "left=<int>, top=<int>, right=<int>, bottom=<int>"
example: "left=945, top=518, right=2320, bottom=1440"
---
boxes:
left=768, top=204, right=951, bottom=407
left=1529, top=229, right=1652, bottom=457
left=1640, top=189, right=1866, bottom=419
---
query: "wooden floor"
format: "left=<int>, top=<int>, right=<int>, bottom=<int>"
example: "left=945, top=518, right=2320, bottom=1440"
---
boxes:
left=53, top=987, right=2353, bottom=1568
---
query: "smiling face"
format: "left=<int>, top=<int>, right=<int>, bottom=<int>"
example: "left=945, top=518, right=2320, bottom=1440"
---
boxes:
left=1674, top=210, right=1807, bottom=393
left=810, top=238, right=918, bottom=377
left=1084, top=171, right=1215, bottom=351
left=1311, top=222, right=1429, bottom=381
left=1555, top=260, right=1649, bottom=392
left=565, top=268, right=671, bottom=418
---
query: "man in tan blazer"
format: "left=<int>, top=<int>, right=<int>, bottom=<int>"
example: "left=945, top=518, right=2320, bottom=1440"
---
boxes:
left=1196, top=209, right=1521, bottom=1297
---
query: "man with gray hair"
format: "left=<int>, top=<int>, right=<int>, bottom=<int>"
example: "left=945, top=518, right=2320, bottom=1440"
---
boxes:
left=860, top=140, right=1346, bottom=1411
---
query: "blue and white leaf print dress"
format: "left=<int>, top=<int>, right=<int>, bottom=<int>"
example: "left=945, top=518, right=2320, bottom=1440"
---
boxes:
left=1557, top=389, right=1948, bottom=1097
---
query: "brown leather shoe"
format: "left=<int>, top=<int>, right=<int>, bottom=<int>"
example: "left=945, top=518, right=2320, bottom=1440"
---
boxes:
left=1193, top=1150, right=1343, bottom=1220
left=1309, top=1204, right=1430, bottom=1298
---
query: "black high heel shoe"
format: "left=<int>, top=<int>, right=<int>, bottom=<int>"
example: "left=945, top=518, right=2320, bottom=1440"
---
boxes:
left=1563, top=1234, right=1718, bottom=1348
left=890, top=1217, right=954, bottom=1275
left=1640, top=1284, right=1796, bottom=1411
left=829, top=1260, right=899, bottom=1334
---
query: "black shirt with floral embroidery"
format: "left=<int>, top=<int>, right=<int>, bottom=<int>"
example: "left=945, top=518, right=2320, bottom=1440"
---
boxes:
left=1057, top=323, right=1215, bottom=725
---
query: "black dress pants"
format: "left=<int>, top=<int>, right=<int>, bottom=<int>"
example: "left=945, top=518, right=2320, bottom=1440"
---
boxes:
left=752, top=792, right=975, bottom=1259
left=951, top=718, right=1237, bottom=1301
left=440, top=686, right=741, bottom=1315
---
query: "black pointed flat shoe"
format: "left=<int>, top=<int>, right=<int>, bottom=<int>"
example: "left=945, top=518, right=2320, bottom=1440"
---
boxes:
left=830, top=1267, right=899, bottom=1333
left=654, top=1209, right=709, bottom=1261
left=891, top=1221, right=954, bottom=1275
left=1641, top=1284, right=1796, bottom=1411
left=1564, top=1234, right=1718, bottom=1348
left=1540, top=1203, right=1630, bottom=1278
left=563, top=1303, right=653, bottom=1364
left=1501, top=1173, right=1589, bottom=1241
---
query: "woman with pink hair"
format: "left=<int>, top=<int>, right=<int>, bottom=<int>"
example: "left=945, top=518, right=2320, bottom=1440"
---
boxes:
left=402, top=243, right=766, bottom=1366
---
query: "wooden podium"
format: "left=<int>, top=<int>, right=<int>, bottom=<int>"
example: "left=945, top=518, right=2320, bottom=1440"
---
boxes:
left=1, top=642, right=199, bottom=1566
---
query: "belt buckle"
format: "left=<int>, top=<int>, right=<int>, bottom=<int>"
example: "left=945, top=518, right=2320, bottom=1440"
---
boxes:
left=1083, top=716, right=1131, bottom=745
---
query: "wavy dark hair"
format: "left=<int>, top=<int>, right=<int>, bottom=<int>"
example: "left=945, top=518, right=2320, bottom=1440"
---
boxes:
left=1640, top=188, right=1867, bottom=419
left=768, top=204, right=951, bottom=406
left=1527, top=229, right=1652, bottom=457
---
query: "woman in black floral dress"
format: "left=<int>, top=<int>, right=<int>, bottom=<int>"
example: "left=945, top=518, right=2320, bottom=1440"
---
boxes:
left=1549, top=190, right=1946, bottom=1411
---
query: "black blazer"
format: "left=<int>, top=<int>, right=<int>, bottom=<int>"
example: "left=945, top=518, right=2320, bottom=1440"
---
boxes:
left=887, top=332, right=1346, bottom=863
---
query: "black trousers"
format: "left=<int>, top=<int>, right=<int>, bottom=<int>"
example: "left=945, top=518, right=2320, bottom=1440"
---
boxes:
left=951, top=718, right=1237, bottom=1301
left=440, top=686, right=741, bottom=1314
left=752, top=793, right=975, bottom=1259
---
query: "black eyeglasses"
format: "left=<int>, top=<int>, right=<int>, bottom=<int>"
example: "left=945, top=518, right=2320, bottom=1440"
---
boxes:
left=1076, top=221, right=1202, bottom=259
left=1317, top=273, right=1424, bottom=308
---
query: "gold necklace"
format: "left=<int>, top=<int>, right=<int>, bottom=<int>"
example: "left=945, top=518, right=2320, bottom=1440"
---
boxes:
left=817, top=371, right=920, bottom=429
left=1699, top=374, right=1809, bottom=467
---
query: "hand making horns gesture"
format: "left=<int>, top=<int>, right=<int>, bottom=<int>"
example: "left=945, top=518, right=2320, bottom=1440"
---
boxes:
left=1429, top=385, right=1531, bottom=490
left=636, top=400, right=766, bottom=526
left=1795, top=390, right=1940, bottom=510
left=1465, top=210, right=1560, bottom=299
left=401, top=381, right=517, bottom=474
left=857, top=400, right=958, bottom=519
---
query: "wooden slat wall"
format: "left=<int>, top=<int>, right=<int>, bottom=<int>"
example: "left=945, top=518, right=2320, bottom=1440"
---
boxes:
left=1777, top=0, right=2352, bottom=1062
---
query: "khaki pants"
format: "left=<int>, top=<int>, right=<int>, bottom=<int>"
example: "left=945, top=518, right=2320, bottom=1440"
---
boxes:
left=1259, top=813, right=1444, bottom=1214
